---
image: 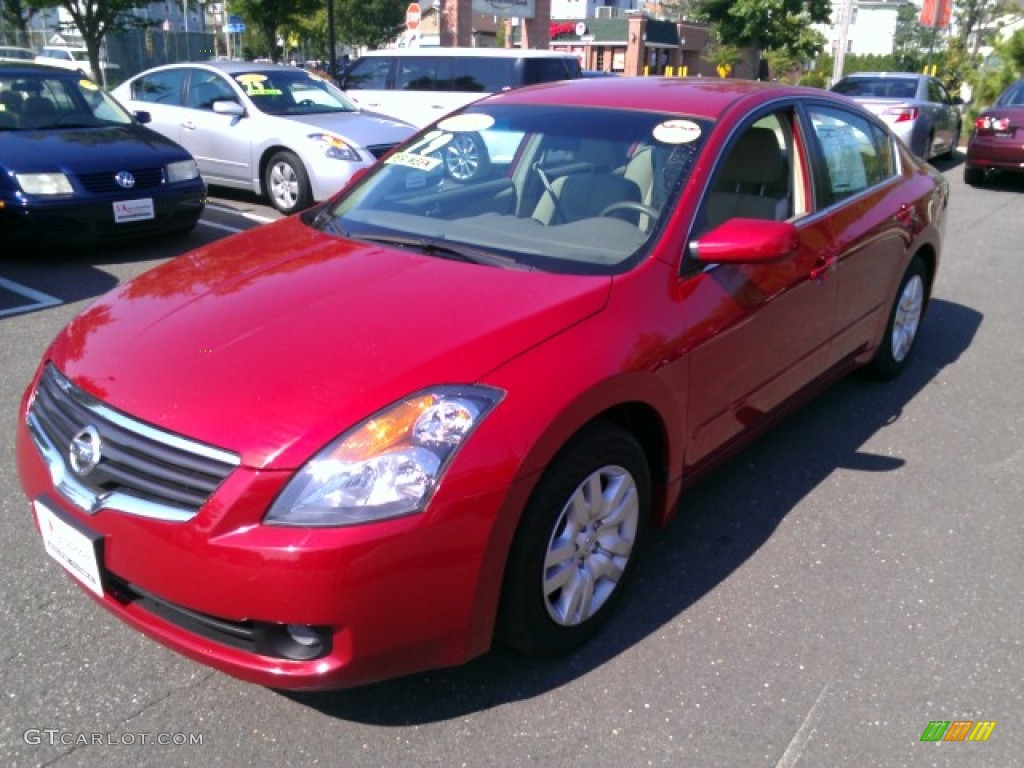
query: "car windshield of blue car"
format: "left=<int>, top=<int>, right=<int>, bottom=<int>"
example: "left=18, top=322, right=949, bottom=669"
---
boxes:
left=319, top=104, right=710, bottom=275
left=234, top=70, right=359, bottom=115
left=0, top=73, right=133, bottom=131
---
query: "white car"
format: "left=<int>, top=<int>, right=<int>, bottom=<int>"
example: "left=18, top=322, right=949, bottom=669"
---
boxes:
left=34, top=46, right=119, bottom=84
left=112, top=62, right=416, bottom=213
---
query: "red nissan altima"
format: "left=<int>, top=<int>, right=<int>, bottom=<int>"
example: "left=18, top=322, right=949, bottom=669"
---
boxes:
left=16, top=78, right=948, bottom=690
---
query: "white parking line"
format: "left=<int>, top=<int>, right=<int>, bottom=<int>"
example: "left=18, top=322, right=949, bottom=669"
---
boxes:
left=0, top=276, right=62, bottom=318
left=199, top=219, right=247, bottom=234
left=204, top=203, right=276, bottom=224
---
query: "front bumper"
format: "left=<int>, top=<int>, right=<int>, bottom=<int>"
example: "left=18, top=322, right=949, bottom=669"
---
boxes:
left=15, top=373, right=513, bottom=690
left=0, top=183, right=205, bottom=246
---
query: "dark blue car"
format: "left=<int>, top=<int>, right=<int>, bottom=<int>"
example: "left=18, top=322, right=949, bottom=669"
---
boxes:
left=1, top=62, right=206, bottom=247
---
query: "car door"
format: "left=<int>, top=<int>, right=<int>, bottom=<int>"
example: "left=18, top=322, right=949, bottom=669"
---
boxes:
left=801, top=103, right=914, bottom=366
left=926, top=77, right=958, bottom=154
left=122, top=68, right=188, bottom=141
left=683, top=108, right=839, bottom=468
left=181, top=68, right=253, bottom=186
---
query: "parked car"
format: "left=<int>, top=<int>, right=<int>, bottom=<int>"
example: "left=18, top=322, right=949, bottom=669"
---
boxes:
left=963, top=78, right=1024, bottom=186
left=112, top=62, right=415, bottom=213
left=16, top=77, right=948, bottom=690
left=34, top=45, right=120, bottom=85
left=340, top=47, right=583, bottom=128
left=0, top=62, right=205, bottom=247
left=831, top=72, right=961, bottom=160
left=0, top=45, right=36, bottom=63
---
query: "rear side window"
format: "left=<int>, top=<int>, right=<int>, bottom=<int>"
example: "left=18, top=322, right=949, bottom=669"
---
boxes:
left=523, top=57, right=579, bottom=85
left=131, top=69, right=186, bottom=105
left=397, top=57, right=440, bottom=91
left=439, top=58, right=517, bottom=93
left=808, top=105, right=896, bottom=205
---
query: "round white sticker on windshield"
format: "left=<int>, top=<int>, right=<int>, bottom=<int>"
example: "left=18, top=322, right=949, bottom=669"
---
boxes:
left=437, top=113, right=495, bottom=133
left=653, top=120, right=701, bottom=144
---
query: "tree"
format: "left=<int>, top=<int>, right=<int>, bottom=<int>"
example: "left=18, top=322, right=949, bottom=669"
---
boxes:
left=1, top=0, right=38, bottom=42
left=29, top=0, right=147, bottom=87
left=695, top=0, right=832, bottom=60
left=232, top=0, right=319, bottom=62
left=955, top=0, right=1024, bottom=57
left=333, top=0, right=405, bottom=49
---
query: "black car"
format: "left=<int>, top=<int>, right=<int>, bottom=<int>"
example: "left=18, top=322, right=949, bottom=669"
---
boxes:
left=0, top=62, right=205, bottom=247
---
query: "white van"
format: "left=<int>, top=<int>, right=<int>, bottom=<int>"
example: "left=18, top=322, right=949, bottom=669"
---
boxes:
left=340, top=48, right=582, bottom=128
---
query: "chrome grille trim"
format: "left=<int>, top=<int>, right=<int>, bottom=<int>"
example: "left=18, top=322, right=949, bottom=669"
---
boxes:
left=27, top=364, right=240, bottom=523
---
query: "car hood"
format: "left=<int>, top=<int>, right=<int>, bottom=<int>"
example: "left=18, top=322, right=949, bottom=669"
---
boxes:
left=0, top=124, right=189, bottom=172
left=51, top=215, right=611, bottom=469
left=270, top=110, right=414, bottom=148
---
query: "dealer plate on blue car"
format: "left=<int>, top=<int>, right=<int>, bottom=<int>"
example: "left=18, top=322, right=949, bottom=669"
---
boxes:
left=34, top=500, right=104, bottom=597
left=113, top=198, right=155, bottom=223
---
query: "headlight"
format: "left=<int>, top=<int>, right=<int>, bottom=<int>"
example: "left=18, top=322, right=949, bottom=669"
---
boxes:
left=308, top=132, right=360, bottom=162
left=166, top=159, right=200, bottom=183
left=266, top=386, right=503, bottom=527
left=16, top=172, right=73, bottom=195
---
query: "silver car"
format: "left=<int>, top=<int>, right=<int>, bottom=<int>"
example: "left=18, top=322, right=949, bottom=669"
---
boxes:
left=113, top=62, right=415, bottom=213
left=831, top=72, right=962, bottom=161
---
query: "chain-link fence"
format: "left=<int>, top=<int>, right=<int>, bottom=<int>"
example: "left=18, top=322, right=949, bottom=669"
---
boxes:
left=1, top=27, right=218, bottom=88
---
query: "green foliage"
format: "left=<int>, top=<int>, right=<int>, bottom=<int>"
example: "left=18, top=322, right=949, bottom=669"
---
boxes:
left=967, top=28, right=1024, bottom=116
left=232, top=0, right=319, bottom=62
left=334, top=0, right=406, bottom=49
left=696, top=0, right=831, bottom=59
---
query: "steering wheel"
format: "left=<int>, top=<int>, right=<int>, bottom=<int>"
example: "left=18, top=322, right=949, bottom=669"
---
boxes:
left=599, top=201, right=659, bottom=221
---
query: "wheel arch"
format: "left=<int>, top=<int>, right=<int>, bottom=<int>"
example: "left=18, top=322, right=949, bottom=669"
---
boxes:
left=257, top=144, right=299, bottom=196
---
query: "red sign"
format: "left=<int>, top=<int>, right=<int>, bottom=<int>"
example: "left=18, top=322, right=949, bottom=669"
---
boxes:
left=919, top=0, right=952, bottom=28
left=406, top=3, right=421, bottom=30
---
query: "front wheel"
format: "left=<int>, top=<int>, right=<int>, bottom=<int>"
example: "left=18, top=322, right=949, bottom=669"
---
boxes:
left=865, top=255, right=928, bottom=380
left=497, top=422, right=649, bottom=658
left=264, top=151, right=313, bottom=214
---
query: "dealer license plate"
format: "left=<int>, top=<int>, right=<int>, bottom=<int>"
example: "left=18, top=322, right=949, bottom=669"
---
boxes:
left=34, top=500, right=104, bottom=597
left=113, top=198, right=155, bottom=223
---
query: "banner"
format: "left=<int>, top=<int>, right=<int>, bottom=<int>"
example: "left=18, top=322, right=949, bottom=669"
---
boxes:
left=472, top=0, right=536, bottom=19
left=919, top=0, right=952, bottom=28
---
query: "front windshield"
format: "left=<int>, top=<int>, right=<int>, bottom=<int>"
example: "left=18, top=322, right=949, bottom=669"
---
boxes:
left=233, top=69, right=358, bottom=115
left=320, top=104, right=709, bottom=274
left=0, top=73, right=132, bottom=131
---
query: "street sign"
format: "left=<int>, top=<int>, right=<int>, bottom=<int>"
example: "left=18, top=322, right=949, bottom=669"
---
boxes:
left=225, top=15, right=245, bottom=33
left=406, top=3, right=421, bottom=30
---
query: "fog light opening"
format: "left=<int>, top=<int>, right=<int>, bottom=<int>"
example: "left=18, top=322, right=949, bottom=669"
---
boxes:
left=287, top=624, right=321, bottom=647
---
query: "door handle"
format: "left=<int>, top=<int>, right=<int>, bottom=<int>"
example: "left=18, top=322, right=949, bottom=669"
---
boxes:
left=182, top=120, right=196, bottom=131
left=895, top=204, right=916, bottom=228
left=809, top=254, right=836, bottom=281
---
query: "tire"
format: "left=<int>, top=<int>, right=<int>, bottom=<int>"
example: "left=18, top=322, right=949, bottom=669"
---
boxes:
left=443, top=132, right=490, bottom=181
left=866, top=255, right=928, bottom=380
left=264, top=151, right=313, bottom=214
left=497, top=421, right=649, bottom=658
left=964, top=165, right=985, bottom=186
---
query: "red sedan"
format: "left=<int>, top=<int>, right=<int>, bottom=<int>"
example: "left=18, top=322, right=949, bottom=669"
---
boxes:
left=16, top=78, right=948, bottom=690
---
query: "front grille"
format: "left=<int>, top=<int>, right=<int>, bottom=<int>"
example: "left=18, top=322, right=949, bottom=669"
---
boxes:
left=365, top=143, right=398, bottom=160
left=28, top=364, right=239, bottom=521
left=76, top=168, right=165, bottom=194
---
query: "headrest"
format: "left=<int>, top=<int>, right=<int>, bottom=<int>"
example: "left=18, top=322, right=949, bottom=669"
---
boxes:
left=720, top=127, right=785, bottom=185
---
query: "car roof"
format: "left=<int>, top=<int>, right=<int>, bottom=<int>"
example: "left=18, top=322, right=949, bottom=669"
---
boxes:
left=839, top=72, right=922, bottom=80
left=355, top=47, right=579, bottom=59
left=139, top=61, right=319, bottom=76
left=480, top=77, right=825, bottom=122
left=0, top=61, right=81, bottom=75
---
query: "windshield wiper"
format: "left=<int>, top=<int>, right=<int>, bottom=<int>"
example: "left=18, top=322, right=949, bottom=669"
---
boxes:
left=352, top=233, right=531, bottom=269
left=311, top=209, right=348, bottom=237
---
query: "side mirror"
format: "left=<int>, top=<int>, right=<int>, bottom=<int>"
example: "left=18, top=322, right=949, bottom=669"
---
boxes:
left=212, top=99, right=245, bottom=117
left=133, top=110, right=152, bottom=124
left=690, top=218, right=798, bottom=264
